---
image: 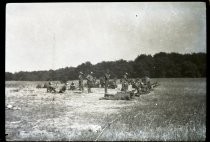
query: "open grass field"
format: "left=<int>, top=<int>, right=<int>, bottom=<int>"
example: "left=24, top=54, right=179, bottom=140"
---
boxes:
left=5, top=78, right=206, bottom=141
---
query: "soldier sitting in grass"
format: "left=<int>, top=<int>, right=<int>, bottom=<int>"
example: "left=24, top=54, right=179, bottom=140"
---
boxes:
left=141, top=76, right=151, bottom=92
left=70, top=82, right=76, bottom=90
left=92, top=77, right=97, bottom=87
left=47, top=82, right=56, bottom=93
left=36, top=84, right=42, bottom=89
left=113, top=77, right=117, bottom=87
left=132, top=78, right=143, bottom=96
left=140, top=78, right=150, bottom=93
left=59, top=82, right=68, bottom=93
left=94, top=80, right=100, bottom=88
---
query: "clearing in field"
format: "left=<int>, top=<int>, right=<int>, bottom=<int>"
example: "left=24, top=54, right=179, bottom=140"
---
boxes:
left=5, top=78, right=206, bottom=141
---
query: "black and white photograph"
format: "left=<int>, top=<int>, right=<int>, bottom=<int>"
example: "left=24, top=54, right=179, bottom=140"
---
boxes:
left=5, top=2, right=206, bottom=141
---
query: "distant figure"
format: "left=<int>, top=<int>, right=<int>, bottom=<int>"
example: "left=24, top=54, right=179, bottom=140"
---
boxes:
left=47, top=82, right=56, bottom=93
left=86, top=72, right=94, bottom=93
left=142, top=76, right=151, bottom=91
left=99, top=77, right=105, bottom=88
left=95, top=80, right=100, bottom=88
left=70, top=82, right=76, bottom=90
left=104, top=69, right=110, bottom=95
left=113, top=77, right=117, bottom=85
left=59, top=83, right=68, bottom=93
left=123, top=72, right=129, bottom=82
left=36, top=84, right=42, bottom=89
left=121, top=72, right=129, bottom=92
left=92, top=77, right=97, bottom=87
left=78, top=72, right=84, bottom=92
left=132, top=78, right=142, bottom=95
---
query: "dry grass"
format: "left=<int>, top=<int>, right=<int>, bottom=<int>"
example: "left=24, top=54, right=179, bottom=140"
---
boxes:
left=96, top=78, right=206, bottom=141
left=5, top=78, right=206, bottom=141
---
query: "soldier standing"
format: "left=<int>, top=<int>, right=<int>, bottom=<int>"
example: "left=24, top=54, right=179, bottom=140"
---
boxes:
left=122, top=72, right=129, bottom=93
left=99, top=77, right=105, bottom=88
left=86, top=72, right=94, bottom=93
left=78, top=72, right=84, bottom=92
left=113, top=77, right=117, bottom=88
left=104, top=69, right=110, bottom=95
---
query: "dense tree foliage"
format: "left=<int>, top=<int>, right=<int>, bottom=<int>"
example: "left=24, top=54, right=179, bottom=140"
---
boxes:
left=5, top=52, right=206, bottom=81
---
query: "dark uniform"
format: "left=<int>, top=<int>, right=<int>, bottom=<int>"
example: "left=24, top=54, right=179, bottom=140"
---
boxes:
left=78, top=72, right=84, bottom=92
left=92, top=77, right=97, bottom=87
left=142, top=76, right=151, bottom=91
left=47, top=82, right=56, bottom=93
left=113, top=77, right=117, bottom=87
left=86, top=72, right=94, bottom=93
left=99, top=77, right=105, bottom=88
left=121, top=73, right=129, bottom=92
left=132, top=78, right=141, bottom=95
left=70, top=82, right=76, bottom=90
left=104, top=71, right=110, bottom=94
left=59, top=83, right=67, bottom=93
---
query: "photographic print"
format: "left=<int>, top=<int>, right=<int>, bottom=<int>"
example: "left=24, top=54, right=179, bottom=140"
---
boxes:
left=5, top=2, right=206, bottom=141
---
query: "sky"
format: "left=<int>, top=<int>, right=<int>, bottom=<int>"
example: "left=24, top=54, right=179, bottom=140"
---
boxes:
left=6, top=2, right=206, bottom=73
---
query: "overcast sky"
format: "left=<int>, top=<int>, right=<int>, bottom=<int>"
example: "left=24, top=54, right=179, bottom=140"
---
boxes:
left=6, top=2, right=206, bottom=73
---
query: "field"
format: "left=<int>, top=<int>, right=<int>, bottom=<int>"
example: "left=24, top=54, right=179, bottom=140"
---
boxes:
left=5, top=78, right=206, bottom=141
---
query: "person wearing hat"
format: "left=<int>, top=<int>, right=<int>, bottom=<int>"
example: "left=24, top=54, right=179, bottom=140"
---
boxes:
left=78, top=72, right=84, bottom=92
left=104, top=69, right=110, bottom=95
left=86, top=72, right=94, bottom=93
left=124, top=72, right=128, bottom=80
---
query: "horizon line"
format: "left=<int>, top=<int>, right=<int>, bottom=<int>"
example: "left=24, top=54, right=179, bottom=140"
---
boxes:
left=5, top=51, right=206, bottom=74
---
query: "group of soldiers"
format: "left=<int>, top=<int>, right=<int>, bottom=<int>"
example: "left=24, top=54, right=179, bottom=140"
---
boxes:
left=45, top=81, right=76, bottom=93
left=45, top=70, right=155, bottom=96
left=78, top=70, right=153, bottom=96
left=78, top=70, right=113, bottom=94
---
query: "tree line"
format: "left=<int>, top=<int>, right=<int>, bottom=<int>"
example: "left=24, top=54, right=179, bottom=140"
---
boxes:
left=6, top=52, right=206, bottom=81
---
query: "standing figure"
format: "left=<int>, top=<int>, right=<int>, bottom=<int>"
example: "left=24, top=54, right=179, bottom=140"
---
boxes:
left=86, top=72, right=94, bottom=93
left=113, top=77, right=117, bottom=88
left=121, top=72, right=129, bottom=93
left=78, top=72, right=84, bottom=92
left=99, top=77, right=105, bottom=88
left=104, top=69, right=110, bottom=95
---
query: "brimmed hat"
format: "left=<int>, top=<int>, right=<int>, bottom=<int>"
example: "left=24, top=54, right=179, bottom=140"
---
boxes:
left=79, top=72, right=83, bottom=74
left=125, top=72, right=128, bottom=75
